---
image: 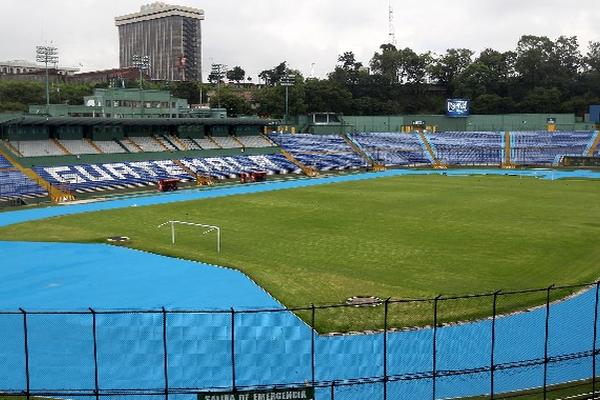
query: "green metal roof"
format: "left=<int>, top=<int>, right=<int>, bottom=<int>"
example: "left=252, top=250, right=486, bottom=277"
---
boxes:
left=0, top=116, right=275, bottom=127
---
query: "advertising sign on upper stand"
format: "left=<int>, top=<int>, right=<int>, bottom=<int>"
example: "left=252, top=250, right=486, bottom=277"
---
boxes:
left=447, top=99, right=470, bottom=118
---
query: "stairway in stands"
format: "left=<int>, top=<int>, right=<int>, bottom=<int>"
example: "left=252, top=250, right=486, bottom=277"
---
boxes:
left=280, top=148, right=319, bottom=177
left=502, top=131, right=515, bottom=168
left=418, top=131, right=446, bottom=169
left=586, top=131, right=600, bottom=156
left=0, top=144, right=75, bottom=203
left=341, top=133, right=385, bottom=171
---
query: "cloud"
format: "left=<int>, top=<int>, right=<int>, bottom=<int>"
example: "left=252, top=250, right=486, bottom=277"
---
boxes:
left=0, top=0, right=597, bottom=80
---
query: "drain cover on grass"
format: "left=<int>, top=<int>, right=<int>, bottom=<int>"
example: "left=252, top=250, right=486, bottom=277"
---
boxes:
left=346, top=296, right=383, bottom=307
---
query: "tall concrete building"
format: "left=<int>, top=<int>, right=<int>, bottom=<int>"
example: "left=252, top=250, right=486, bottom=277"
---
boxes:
left=115, top=2, right=204, bottom=82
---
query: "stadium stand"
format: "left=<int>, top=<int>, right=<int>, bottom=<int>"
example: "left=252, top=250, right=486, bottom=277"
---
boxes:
left=269, top=133, right=367, bottom=171
left=349, top=132, right=431, bottom=166
left=33, top=154, right=301, bottom=194
left=0, top=154, right=47, bottom=201
left=6, top=131, right=600, bottom=199
left=425, top=131, right=504, bottom=166
left=94, top=140, right=128, bottom=154
left=154, top=135, right=179, bottom=151
left=9, top=140, right=66, bottom=157
left=129, top=136, right=168, bottom=152
left=59, top=139, right=101, bottom=155
left=196, top=137, right=221, bottom=149
left=178, top=137, right=203, bottom=150
left=236, top=135, right=275, bottom=148
left=510, top=131, right=594, bottom=165
left=212, top=136, right=242, bottom=149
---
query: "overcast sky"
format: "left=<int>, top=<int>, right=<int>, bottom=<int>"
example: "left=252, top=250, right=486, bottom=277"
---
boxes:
left=1, top=0, right=598, bottom=80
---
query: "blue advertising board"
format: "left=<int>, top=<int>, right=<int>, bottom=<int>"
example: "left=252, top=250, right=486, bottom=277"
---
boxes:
left=447, top=99, right=470, bottom=118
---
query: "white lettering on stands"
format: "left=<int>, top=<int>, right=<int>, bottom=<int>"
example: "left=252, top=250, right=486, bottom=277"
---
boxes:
left=248, top=155, right=279, bottom=170
left=130, top=161, right=159, bottom=177
left=154, top=160, right=188, bottom=176
left=180, top=158, right=210, bottom=174
left=44, top=166, right=84, bottom=184
left=104, top=163, right=141, bottom=180
left=204, top=157, right=233, bottom=171
left=74, top=165, right=113, bottom=182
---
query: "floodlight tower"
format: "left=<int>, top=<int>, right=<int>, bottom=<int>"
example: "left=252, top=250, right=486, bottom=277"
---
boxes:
left=280, top=74, right=295, bottom=125
left=36, top=44, right=59, bottom=113
left=211, top=63, right=227, bottom=108
left=132, top=55, right=150, bottom=116
left=132, top=55, right=150, bottom=89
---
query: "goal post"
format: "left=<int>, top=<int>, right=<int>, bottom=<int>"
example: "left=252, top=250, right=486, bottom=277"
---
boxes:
left=157, top=220, right=221, bottom=253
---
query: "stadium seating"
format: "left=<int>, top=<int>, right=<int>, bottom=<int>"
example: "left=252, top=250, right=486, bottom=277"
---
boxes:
left=0, top=155, right=47, bottom=201
left=129, top=136, right=167, bottom=152
left=236, top=135, right=275, bottom=148
left=196, top=137, right=221, bottom=149
left=212, top=136, right=242, bottom=149
left=94, top=140, right=127, bottom=154
left=510, top=131, right=594, bottom=165
left=178, top=137, right=203, bottom=150
left=154, top=135, right=179, bottom=151
left=59, top=140, right=101, bottom=155
left=9, top=140, right=66, bottom=157
left=270, top=133, right=367, bottom=170
left=349, top=132, right=431, bottom=166
left=425, top=131, right=504, bottom=166
left=33, top=154, right=301, bottom=194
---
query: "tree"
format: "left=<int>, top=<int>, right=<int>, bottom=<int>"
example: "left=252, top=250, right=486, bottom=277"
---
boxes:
left=209, top=86, right=252, bottom=116
left=304, top=79, right=352, bottom=114
left=584, top=41, right=600, bottom=72
left=429, top=49, right=474, bottom=87
left=226, top=66, right=245, bottom=83
left=167, top=81, right=203, bottom=104
left=328, top=51, right=363, bottom=87
left=258, top=62, right=288, bottom=85
left=514, top=35, right=555, bottom=88
left=370, top=44, right=400, bottom=84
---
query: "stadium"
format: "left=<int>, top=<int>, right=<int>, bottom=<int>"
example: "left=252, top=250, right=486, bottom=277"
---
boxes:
left=1, top=1, right=600, bottom=399
left=0, top=109, right=599, bottom=400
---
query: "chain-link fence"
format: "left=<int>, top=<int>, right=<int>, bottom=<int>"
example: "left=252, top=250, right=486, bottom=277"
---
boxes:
left=0, top=282, right=599, bottom=400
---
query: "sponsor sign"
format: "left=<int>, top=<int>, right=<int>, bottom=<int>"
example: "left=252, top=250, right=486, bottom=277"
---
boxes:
left=446, top=99, right=470, bottom=118
left=198, top=387, right=315, bottom=400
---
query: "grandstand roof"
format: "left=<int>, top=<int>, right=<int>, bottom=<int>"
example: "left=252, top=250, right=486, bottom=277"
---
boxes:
left=0, top=116, right=274, bottom=127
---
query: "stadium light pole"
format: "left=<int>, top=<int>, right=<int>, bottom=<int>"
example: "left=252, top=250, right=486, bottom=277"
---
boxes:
left=36, top=44, right=59, bottom=114
left=280, top=74, right=295, bottom=125
left=132, top=55, right=150, bottom=117
left=211, top=63, right=227, bottom=109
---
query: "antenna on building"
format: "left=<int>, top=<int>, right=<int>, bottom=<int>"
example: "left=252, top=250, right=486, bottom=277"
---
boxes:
left=309, top=63, right=316, bottom=79
left=388, top=0, right=397, bottom=47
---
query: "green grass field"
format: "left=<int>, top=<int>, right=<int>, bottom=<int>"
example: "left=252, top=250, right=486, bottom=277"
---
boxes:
left=1, top=174, right=599, bottom=332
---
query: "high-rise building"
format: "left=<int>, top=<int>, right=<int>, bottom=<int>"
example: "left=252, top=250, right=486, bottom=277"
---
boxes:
left=115, top=2, right=204, bottom=82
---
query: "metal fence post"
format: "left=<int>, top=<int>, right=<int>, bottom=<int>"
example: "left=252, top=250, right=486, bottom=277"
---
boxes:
left=383, top=298, right=390, bottom=400
left=432, top=295, right=442, bottom=400
left=162, top=307, right=169, bottom=400
left=543, top=285, right=554, bottom=400
left=231, top=307, right=236, bottom=391
left=490, top=291, right=500, bottom=400
left=89, top=308, right=100, bottom=400
left=593, top=282, right=600, bottom=396
left=311, top=304, right=316, bottom=387
left=19, top=308, right=30, bottom=400
left=330, top=381, right=335, bottom=400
